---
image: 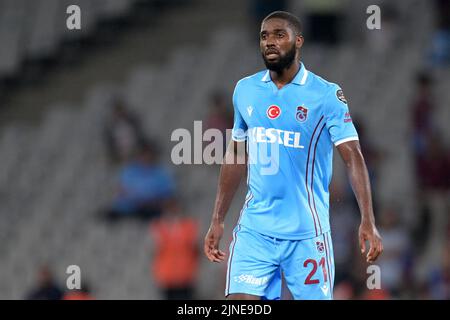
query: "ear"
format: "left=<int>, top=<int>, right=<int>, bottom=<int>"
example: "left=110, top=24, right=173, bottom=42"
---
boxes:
left=296, top=35, right=304, bottom=50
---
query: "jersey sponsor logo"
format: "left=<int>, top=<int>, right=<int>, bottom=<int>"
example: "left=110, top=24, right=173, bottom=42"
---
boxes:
left=267, top=105, right=281, bottom=119
left=336, top=89, right=347, bottom=104
left=296, top=106, right=308, bottom=123
left=248, top=127, right=304, bottom=149
left=234, top=274, right=269, bottom=286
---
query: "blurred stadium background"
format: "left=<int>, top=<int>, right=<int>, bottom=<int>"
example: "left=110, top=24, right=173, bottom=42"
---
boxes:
left=0, top=0, right=449, bottom=299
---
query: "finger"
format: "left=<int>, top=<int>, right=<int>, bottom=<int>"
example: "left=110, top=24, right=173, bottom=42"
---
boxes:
left=371, top=241, right=383, bottom=262
left=366, top=245, right=375, bottom=262
left=217, top=253, right=226, bottom=261
left=366, top=238, right=377, bottom=262
left=359, top=234, right=366, bottom=254
left=205, top=249, right=215, bottom=262
left=204, top=242, right=211, bottom=257
left=212, top=252, right=225, bottom=263
left=206, top=252, right=214, bottom=262
left=204, top=234, right=224, bottom=262
left=367, top=251, right=376, bottom=263
left=205, top=242, right=218, bottom=262
left=213, top=249, right=226, bottom=259
left=368, top=250, right=380, bottom=263
left=366, top=247, right=375, bottom=261
left=203, top=243, right=210, bottom=260
left=204, top=240, right=214, bottom=260
left=368, top=239, right=382, bottom=263
left=207, top=247, right=224, bottom=262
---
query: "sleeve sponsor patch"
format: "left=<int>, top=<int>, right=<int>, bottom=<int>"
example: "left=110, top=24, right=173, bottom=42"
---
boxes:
left=344, top=112, right=352, bottom=123
left=336, top=89, right=347, bottom=104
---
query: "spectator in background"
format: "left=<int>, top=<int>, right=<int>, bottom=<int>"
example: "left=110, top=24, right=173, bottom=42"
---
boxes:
left=429, top=0, right=450, bottom=67
left=353, top=118, right=383, bottom=215
left=104, top=142, right=175, bottom=222
left=62, top=283, right=94, bottom=300
left=427, top=239, right=450, bottom=299
left=25, top=266, right=63, bottom=300
left=414, top=133, right=450, bottom=260
left=347, top=246, right=392, bottom=300
left=303, top=0, right=347, bottom=46
left=410, top=71, right=450, bottom=270
left=204, top=90, right=233, bottom=152
left=360, top=287, right=391, bottom=300
left=149, top=198, right=200, bottom=300
left=249, top=0, right=287, bottom=37
left=416, top=133, right=450, bottom=192
left=329, top=180, right=359, bottom=285
left=333, top=280, right=356, bottom=300
left=376, top=206, right=411, bottom=298
left=205, top=90, right=233, bottom=136
left=411, top=72, right=435, bottom=161
left=365, top=3, right=399, bottom=57
left=350, top=252, right=376, bottom=299
left=104, top=98, right=148, bottom=164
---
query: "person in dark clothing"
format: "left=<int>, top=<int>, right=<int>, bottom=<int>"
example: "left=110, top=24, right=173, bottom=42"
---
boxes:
left=25, top=266, right=63, bottom=300
left=104, top=99, right=148, bottom=164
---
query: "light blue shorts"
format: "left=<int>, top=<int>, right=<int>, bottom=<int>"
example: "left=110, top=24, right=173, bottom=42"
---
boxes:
left=225, top=224, right=335, bottom=300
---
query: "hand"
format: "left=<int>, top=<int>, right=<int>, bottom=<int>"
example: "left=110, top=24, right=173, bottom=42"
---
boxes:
left=358, top=221, right=383, bottom=263
left=204, top=221, right=226, bottom=263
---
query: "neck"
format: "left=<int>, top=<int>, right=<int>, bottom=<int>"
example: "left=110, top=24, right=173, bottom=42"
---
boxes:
left=270, top=59, right=301, bottom=89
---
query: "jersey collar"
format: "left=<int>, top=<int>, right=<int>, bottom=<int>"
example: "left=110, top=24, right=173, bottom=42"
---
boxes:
left=261, top=62, right=308, bottom=86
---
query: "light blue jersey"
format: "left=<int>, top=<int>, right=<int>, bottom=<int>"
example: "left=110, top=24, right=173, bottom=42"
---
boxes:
left=231, top=62, right=358, bottom=240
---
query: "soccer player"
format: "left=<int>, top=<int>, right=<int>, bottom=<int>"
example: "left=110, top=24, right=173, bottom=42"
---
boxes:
left=204, top=11, right=383, bottom=300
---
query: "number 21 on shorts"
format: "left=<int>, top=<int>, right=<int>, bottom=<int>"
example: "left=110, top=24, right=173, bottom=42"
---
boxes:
left=303, top=257, right=327, bottom=285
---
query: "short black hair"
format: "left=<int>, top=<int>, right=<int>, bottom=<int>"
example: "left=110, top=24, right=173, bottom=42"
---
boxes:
left=262, top=11, right=303, bottom=36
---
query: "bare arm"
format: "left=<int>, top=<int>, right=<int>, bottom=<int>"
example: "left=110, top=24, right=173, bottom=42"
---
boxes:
left=337, top=140, right=383, bottom=263
left=204, top=140, right=247, bottom=263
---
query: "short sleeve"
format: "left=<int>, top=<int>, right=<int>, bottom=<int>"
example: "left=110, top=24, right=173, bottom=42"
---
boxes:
left=324, top=85, right=359, bottom=146
left=231, top=82, right=248, bottom=142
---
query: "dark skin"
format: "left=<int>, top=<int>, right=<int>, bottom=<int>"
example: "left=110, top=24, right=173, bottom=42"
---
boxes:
left=259, top=18, right=304, bottom=89
left=204, top=18, right=383, bottom=300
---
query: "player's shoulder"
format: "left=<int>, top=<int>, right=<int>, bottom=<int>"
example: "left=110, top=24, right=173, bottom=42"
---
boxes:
left=306, top=69, right=348, bottom=105
left=306, top=69, right=341, bottom=94
left=234, top=70, right=267, bottom=90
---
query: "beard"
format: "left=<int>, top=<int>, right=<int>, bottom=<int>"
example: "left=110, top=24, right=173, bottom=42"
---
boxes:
left=262, top=43, right=297, bottom=73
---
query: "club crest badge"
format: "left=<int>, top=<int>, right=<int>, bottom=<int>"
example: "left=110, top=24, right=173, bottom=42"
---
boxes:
left=296, top=106, right=308, bottom=123
left=316, top=241, right=325, bottom=253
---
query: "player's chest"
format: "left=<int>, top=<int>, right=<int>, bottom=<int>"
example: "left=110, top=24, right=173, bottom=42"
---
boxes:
left=240, top=87, right=324, bottom=131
